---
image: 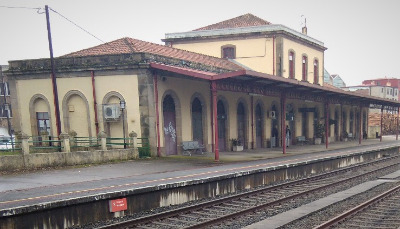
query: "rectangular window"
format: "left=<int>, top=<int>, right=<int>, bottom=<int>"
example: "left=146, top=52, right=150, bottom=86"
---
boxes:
left=0, top=103, right=12, bottom=118
left=0, top=83, right=10, bottom=96
left=222, top=47, right=235, bottom=59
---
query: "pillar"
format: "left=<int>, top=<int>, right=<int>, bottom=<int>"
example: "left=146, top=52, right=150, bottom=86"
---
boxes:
left=98, top=131, right=107, bottom=151
left=20, top=133, right=30, bottom=155
left=211, top=81, right=219, bottom=161
left=359, top=105, right=362, bottom=145
left=153, top=73, right=161, bottom=157
left=59, top=133, right=70, bottom=153
left=325, top=101, right=329, bottom=149
left=380, top=107, right=383, bottom=142
left=251, top=95, right=254, bottom=149
left=281, top=93, right=286, bottom=154
left=397, top=107, right=399, bottom=141
left=129, top=131, right=137, bottom=149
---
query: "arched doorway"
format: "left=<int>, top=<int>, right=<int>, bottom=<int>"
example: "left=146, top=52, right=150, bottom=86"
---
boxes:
left=163, top=95, right=177, bottom=155
left=342, top=111, right=347, bottom=135
left=217, top=100, right=227, bottom=151
left=363, top=110, right=367, bottom=139
left=191, top=98, right=203, bottom=145
left=314, top=108, right=319, bottom=137
left=271, top=104, right=279, bottom=147
left=255, top=103, right=263, bottom=148
left=287, top=103, right=295, bottom=145
left=237, top=102, right=246, bottom=147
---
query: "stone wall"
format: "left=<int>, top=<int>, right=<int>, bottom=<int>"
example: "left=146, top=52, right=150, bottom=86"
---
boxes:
left=0, top=148, right=138, bottom=172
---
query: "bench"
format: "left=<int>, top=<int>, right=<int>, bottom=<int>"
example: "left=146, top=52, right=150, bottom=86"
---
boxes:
left=182, top=141, right=205, bottom=156
left=348, top=133, right=354, bottom=140
left=296, top=136, right=308, bottom=145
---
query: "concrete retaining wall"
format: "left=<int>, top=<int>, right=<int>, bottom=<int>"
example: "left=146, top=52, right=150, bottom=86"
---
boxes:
left=0, top=149, right=138, bottom=171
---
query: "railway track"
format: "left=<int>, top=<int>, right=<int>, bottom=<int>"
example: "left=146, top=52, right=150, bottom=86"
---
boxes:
left=98, top=155, right=400, bottom=229
left=314, top=183, right=400, bottom=229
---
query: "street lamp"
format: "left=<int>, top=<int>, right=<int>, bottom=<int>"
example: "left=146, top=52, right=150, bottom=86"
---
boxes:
left=120, top=100, right=126, bottom=149
left=4, top=103, right=13, bottom=150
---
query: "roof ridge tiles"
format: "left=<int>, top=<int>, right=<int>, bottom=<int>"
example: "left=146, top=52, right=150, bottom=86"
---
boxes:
left=61, top=37, right=244, bottom=72
left=193, top=13, right=271, bottom=31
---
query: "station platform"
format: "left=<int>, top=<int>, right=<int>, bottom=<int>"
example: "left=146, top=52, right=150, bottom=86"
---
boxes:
left=0, top=136, right=399, bottom=226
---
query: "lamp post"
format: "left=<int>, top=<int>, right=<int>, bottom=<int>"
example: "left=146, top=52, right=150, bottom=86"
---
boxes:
left=4, top=103, right=13, bottom=150
left=120, top=100, right=126, bottom=149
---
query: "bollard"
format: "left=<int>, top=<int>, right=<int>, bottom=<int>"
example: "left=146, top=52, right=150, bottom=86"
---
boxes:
left=98, top=131, right=107, bottom=151
left=59, top=133, right=70, bottom=153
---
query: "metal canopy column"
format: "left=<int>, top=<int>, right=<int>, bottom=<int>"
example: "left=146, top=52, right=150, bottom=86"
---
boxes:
left=281, top=93, right=286, bottom=154
left=380, top=106, right=383, bottom=142
left=251, top=95, right=254, bottom=149
left=359, top=105, right=362, bottom=145
left=325, top=101, right=329, bottom=149
left=211, top=81, right=219, bottom=161
left=397, top=107, right=399, bottom=141
left=340, top=104, right=343, bottom=141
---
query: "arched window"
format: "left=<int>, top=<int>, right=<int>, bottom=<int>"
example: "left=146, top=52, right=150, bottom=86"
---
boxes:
left=221, top=45, right=235, bottom=59
left=314, top=59, right=319, bottom=84
left=302, top=55, right=308, bottom=81
left=289, top=51, right=295, bottom=79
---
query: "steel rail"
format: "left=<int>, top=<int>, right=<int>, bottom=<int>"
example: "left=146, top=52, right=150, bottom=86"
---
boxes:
left=312, top=183, right=400, bottom=229
left=101, top=155, right=400, bottom=229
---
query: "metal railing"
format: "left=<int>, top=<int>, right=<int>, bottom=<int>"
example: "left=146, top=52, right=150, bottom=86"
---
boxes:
left=71, top=137, right=101, bottom=151
left=28, top=136, right=62, bottom=153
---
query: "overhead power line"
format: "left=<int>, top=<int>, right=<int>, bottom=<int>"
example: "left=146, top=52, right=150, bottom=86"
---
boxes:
left=49, top=7, right=105, bottom=43
left=0, top=5, right=44, bottom=13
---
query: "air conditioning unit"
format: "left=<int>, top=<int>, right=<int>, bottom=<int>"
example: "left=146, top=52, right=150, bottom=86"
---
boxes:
left=103, top=104, right=121, bottom=120
left=269, top=111, right=276, bottom=119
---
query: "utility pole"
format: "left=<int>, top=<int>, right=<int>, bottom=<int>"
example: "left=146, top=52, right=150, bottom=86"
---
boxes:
left=45, top=5, right=61, bottom=137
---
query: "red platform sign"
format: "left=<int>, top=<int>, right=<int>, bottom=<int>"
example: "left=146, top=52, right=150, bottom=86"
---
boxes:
left=109, top=198, right=127, bottom=212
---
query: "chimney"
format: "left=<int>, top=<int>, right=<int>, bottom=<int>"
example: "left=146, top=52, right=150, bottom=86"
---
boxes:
left=302, top=26, right=307, bottom=35
left=301, top=17, right=307, bottom=35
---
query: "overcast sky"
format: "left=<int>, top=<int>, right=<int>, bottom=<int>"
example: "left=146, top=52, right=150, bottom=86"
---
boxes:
left=1, top=0, right=399, bottom=86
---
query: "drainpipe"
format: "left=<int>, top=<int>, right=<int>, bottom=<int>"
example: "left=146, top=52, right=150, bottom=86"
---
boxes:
left=380, top=106, right=383, bottom=142
left=281, top=92, right=286, bottom=154
left=251, top=95, right=254, bottom=149
left=325, top=101, right=329, bottom=149
left=45, top=5, right=61, bottom=137
left=91, top=71, right=99, bottom=135
left=153, top=73, right=161, bottom=157
left=211, top=81, right=219, bottom=161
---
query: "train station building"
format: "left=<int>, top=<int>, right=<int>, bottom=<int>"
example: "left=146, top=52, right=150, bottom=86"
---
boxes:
left=5, top=14, right=400, bottom=160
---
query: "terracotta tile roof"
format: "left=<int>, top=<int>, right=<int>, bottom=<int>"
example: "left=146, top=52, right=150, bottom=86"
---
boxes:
left=62, top=37, right=244, bottom=71
left=323, top=83, right=341, bottom=89
left=193, top=13, right=271, bottom=31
